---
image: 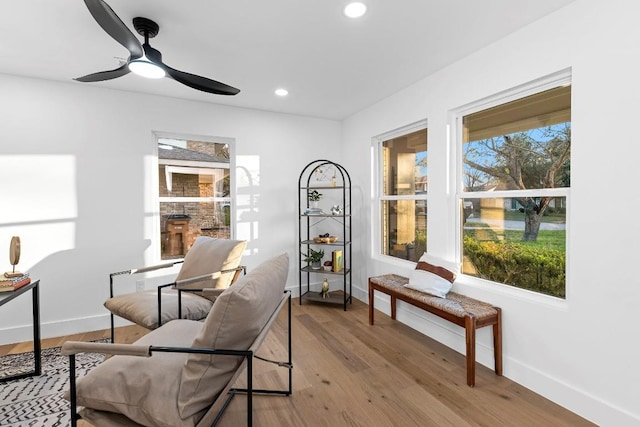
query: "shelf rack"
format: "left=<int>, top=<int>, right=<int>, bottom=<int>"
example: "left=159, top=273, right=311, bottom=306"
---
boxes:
left=298, top=160, right=352, bottom=310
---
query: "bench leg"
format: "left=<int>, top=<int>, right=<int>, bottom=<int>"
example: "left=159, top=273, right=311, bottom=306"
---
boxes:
left=368, top=281, right=375, bottom=325
left=390, top=295, right=397, bottom=320
left=465, top=315, right=477, bottom=387
left=493, top=307, right=503, bottom=376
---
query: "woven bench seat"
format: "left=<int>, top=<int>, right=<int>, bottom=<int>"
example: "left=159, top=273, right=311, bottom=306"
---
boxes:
left=368, top=274, right=502, bottom=387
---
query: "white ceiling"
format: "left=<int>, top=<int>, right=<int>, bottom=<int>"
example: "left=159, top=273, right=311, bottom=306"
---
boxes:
left=1, top=0, right=576, bottom=120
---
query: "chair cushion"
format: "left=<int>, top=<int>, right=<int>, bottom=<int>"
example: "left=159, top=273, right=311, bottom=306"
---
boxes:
left=105, top=289, right=214, bottom=330
left=175, top=236, right=247, bottom=290
left=71, top=320, right=205, bottom=427
left=104, top=237, right=246, bottom=330
left=178, top=252, right=289, bottom=419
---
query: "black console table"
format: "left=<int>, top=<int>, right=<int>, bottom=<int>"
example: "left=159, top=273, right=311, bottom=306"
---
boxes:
left=0, top=279, right=41, bottom=382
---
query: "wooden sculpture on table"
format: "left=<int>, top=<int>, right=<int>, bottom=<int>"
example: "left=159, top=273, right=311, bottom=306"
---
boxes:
left=5, top=236, right=22, bottom=278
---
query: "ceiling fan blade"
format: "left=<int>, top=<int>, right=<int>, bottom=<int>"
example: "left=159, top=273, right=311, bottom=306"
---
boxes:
left=163, top=65, right=240, bottom=96
left=83, top=0, right=143, bottom=58
left=74, top=63, right=130, bottom=82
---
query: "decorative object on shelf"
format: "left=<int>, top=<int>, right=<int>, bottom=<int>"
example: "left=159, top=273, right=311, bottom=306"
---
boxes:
left=308, top=190, right=322, bottom=208
left=320, top=278, right=330, bottom=299
left=314, top=165, right=337, bottom=184
left=323, top=261, right=333, bottom=271
left=302, top=248, right=324, bottom=269
left=314, top=233, right=338, bottom=243
left=304, top=207, right=323, bottom=215
left=5, top=236, right=23, bottom=278
left=332, top=250, right=343, bottom=273
left=330, top=205, right=343, bottom=216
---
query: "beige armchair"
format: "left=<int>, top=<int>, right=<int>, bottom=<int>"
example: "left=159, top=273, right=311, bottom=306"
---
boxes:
left=63, top=253, right=291, bottom=427
left=105, top=236, right=247, bottom=342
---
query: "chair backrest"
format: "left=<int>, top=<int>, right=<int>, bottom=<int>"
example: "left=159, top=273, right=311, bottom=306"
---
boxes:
left=175, top=236, right=247, bottom=290
left=178, top=252, right=289, bottom=420
left=196, top=290, right=290, bottom=427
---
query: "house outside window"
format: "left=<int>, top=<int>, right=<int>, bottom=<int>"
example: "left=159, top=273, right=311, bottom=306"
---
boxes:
left=157, top=138, right=233, bottom=260
left=376, top=125, right=428, bottom=262
left=458, top=74, right=571, bottom=298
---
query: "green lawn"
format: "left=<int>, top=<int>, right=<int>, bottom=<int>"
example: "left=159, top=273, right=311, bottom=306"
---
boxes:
left=502, top=210, right=566, bottom=223
left=465, top=226, right=566, bottom=251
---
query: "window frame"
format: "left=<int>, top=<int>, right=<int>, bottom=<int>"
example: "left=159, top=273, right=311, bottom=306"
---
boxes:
left=151, top=131, right=237, bottom=262
left=372, top=119, right=428, bottom=265
left=452, top=69, right=572, bottom=300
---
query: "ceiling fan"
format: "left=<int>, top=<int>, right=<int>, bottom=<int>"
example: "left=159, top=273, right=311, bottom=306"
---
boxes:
left=75, top=0, right=240, bottom=95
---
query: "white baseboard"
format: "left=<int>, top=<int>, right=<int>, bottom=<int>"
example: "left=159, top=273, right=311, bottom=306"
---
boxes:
left=0, top=314, right=127, bottom=345
left=43, top=314, right=114, bottom=338
left=505, top=357, right=639, bottom=426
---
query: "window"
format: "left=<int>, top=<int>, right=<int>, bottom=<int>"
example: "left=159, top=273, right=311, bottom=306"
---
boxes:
left=459, top=76, right=571, bottom=298
left=157, top=137, right=233, bottom=260
left=376, top=124, right=428, bottom=262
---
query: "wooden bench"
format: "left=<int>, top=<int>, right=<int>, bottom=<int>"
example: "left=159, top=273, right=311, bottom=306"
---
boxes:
left=368, top=274, right=502, bottom=387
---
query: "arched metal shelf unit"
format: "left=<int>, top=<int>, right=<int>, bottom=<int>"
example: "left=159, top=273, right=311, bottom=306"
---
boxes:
left=298, top=160, right=352, bottom=310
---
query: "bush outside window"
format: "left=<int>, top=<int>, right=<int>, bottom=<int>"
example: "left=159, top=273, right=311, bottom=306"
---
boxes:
left=460, top=81, right=571, bottom=298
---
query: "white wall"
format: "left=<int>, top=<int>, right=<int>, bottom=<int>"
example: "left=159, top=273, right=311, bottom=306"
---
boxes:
left=0, top=74, right=341, bottom=344
left=342, top=0, right=640, bottom=425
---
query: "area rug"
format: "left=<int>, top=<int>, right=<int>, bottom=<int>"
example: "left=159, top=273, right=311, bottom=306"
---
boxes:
left=0, top=342, right=106, bottom=426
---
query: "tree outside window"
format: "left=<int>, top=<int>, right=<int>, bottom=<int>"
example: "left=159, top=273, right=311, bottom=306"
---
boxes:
left=460, top=83, right=570, bottom=298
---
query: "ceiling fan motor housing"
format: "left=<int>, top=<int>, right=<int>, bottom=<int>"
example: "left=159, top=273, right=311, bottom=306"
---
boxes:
left=133, top=17, right=159, bottom=38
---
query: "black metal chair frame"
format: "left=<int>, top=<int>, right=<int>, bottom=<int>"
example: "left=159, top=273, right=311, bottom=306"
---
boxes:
left=108, top=263, right=247, bottom=342
left=67, top=291, right=292, bottom=427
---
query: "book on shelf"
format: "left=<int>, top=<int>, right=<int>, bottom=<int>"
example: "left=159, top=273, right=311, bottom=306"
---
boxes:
left=0, top=273, right=31, bottom=292
left=332, top=250, right=343, bottom=273
left=304, top=208, right=324, bottom=216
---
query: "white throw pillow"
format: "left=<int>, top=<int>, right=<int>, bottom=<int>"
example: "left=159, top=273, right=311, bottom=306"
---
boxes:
left=406, top=253, right=457, bottom=298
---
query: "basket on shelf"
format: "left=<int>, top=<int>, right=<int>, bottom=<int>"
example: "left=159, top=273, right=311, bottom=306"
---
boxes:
left=313, top=236, right=338, bottom=243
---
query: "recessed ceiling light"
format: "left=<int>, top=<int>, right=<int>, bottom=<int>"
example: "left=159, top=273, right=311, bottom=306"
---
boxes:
left=344, top=2, right=366, bottom=18
left=275, top=88, right=289, bottom=97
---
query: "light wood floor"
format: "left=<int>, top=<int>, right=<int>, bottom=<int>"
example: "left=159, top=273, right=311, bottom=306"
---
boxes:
left=0, top=298, right=595, bottom=426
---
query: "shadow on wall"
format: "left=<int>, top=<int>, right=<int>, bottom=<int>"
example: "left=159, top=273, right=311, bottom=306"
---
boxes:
left=0, top=238, right=152, bottom=345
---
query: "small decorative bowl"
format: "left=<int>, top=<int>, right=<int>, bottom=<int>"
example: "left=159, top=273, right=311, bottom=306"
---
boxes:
left=313, top=236, right=338, bottom=243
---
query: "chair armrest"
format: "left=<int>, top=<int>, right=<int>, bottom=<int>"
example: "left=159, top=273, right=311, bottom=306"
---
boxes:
left=61, top=341, right=151, bottom=357
left=109, top=261, right=185, bottom=299
left=110, top=260, right=184, bottom=278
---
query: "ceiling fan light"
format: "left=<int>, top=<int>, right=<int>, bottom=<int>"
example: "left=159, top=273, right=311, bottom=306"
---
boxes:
left=129, top=58, right=165, bottom=79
